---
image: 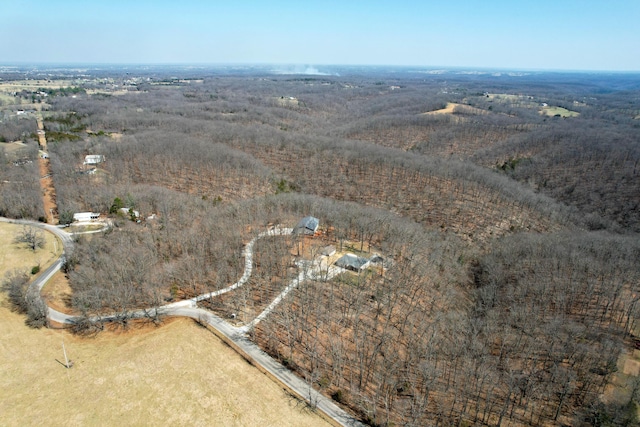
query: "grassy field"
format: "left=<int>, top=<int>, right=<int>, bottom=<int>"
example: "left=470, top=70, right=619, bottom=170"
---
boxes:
left=0, top=80, right=76, bottom=92
left=0, top=222, right=329, bottom=427
left=0, top=311, right=328, bottom=427
left=0, top=222, right=62, bottom=276
left=0, top=93, right=17, bottom=105
left=540, top=105, right=580, bottom=117
left=2, top=141, right=32, bottom=158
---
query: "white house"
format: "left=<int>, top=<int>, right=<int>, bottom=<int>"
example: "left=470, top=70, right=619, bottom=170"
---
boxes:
left=83, top=155, right=105, bottom=165
left=73, top=212, right=100, bottom=222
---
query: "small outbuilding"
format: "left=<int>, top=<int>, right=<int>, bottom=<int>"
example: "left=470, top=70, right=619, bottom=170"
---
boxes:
left=335, top=253, right=370, bottom=272
left=294, top=216, right=319, bottom=235
left=321, top=245, right=336, bottom=257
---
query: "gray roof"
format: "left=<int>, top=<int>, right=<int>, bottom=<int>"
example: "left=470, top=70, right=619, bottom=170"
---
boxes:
left=294, top=216, right=319, bottom=234
left=335, top=253, right=370, bottom=271
left=321, top=245, right=336, bottom=256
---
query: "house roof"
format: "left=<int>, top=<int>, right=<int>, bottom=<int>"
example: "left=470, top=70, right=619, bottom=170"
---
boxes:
left=294, top=216, right=319, bottom=234
left=84, top=155, right=104, bottom=164
left=321, top=245, right=336, bottom=256
left=335, top=253, right=370, bottom=271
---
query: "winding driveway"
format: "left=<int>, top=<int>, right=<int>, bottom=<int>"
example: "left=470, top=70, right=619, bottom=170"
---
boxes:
left=2, top=218, right=363, bottom=427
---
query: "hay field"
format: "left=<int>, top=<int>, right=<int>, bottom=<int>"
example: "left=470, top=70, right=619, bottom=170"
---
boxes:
left=0, top=222, right=328, bottom=427
left=0, top=80, right=75, bottom=92
left=0, top=312, right=328, bottom=427
left=540, top=106, right=580, bottom=117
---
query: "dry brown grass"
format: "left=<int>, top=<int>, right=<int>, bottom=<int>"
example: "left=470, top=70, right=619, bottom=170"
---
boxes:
left=0, top=308, right=329, bottom=427
left=0, top=223, right=329, bottom=427
left=0, top=222, right=61, bottom=276
left=0, top=80, right=75, bottom=91
left=1, top=141, right=31, bottom=158
left=40, top=271, right=74, bottom=314
left=601, top=349, right=640, bottom=413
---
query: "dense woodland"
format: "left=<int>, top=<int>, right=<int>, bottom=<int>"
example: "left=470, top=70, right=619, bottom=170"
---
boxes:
left=1, top=66, right=639, bottom=426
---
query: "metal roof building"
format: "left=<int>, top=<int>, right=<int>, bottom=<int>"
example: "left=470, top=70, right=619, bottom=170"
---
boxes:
left=294, top=216, right=319, bottom=235
left=335, top=253, right=371, bottom=272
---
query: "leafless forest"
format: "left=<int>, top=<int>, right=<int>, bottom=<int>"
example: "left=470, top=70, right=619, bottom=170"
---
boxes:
left=1, top=66, right=639, bottom=426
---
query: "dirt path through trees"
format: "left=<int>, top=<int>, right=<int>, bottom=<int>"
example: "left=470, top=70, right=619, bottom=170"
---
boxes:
left=36, top=114, right=58, bottom=223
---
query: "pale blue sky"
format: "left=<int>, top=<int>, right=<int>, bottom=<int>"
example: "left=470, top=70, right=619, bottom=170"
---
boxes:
left=2, top=0, right=638, bottom=71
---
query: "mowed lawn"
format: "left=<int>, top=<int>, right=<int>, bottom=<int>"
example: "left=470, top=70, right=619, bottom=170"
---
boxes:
left=0, top=222, right=328, bottom=427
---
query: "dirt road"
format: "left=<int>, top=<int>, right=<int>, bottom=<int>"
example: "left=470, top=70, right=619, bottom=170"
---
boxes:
left=36, top=113, right=58, bottom=223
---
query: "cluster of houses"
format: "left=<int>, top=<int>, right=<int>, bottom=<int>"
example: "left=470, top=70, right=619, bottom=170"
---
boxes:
left=294, top=216, right=384, bottom=273
left=68, top=212, right=385, bottom=273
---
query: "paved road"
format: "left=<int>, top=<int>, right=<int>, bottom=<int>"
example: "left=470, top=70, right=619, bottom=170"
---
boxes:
left=0, top=218, right=75, bottom=315
left=2, top=218, right=363, bottom=427
left=164, top=306, right=364, bottom=427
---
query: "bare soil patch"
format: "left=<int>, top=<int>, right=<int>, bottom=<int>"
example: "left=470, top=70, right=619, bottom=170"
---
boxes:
left=422, top=102, right=488, bottom=116
left=38, top=158, right=57, bottom=223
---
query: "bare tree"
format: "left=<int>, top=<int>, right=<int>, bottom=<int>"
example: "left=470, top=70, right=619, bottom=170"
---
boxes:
left=2, top=269, right=48, bottom=328
left=15, top=226, right=46, bottom=252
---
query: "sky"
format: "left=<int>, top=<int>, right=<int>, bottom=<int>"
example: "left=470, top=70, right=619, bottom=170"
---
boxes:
left=2, top=0, right=639, bottom=71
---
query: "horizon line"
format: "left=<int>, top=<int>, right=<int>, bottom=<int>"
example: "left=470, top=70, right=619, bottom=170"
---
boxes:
left=1, top=62, right=639, bottom=75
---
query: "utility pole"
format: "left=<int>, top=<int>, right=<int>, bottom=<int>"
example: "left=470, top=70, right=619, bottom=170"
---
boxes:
left=62, top=339, right=71, bottom=369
